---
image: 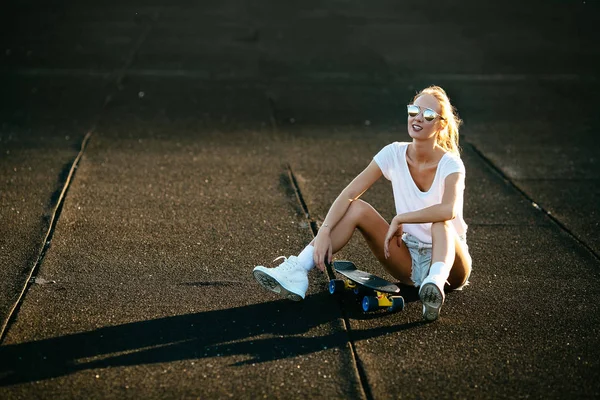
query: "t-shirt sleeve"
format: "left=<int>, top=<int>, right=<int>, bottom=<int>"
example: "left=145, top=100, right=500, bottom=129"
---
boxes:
left=440, top=154, right=466, bottom=179
left=373, top=143, right=396, bottom=181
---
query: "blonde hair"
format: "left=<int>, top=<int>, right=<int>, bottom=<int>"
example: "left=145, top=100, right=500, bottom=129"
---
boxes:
left=413, top=86, right=462, bottom=156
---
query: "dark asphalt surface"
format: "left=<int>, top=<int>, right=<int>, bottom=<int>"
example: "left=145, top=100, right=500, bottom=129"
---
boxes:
left=1, top=1, right=600, bottom=399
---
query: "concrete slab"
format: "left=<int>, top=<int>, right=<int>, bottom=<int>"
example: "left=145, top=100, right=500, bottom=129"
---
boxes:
left=457, top=80, right=600, bottom=254
left=515, top=180, right=600, bottom=253
left=0, top=75, right=107, bottom=334
left=0, top=1, right=154, bottom=71
left=124, top=0, right=600, bottom=80
left=103, top=77, right=271, bottom=129
left=0, top=82, right=365, bottom=399
left=266, top=82, right=401, bottom=127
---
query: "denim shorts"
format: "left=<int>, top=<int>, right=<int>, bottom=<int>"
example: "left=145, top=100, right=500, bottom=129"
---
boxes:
left=402, top=232, right=470, bottom=289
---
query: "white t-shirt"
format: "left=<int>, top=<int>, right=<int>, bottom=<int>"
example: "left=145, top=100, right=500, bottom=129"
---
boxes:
left=373, top=142, right=467, bottom=244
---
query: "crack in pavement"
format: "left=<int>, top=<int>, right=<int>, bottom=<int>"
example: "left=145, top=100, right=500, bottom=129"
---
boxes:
left=0, top=132, right=92, bottom=343
left=285, top=163, right=372, bottom=400
left=465, top=140, right=600, bottom=263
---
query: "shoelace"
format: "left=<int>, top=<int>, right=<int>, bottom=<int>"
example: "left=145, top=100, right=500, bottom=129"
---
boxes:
left=273, top=256, right=297, bottom=271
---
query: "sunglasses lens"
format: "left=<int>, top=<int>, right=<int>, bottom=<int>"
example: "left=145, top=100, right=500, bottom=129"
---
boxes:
left=423, top=109, right=436, bottom=121
left=407, top=105, right=419, bottom=117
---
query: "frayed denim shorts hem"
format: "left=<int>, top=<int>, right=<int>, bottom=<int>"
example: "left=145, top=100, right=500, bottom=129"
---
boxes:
left=402, top=232, right=470, bottom=289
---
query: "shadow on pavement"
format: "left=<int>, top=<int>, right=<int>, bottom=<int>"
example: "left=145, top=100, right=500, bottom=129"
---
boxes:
left=0, top=291, right=425, bottom=386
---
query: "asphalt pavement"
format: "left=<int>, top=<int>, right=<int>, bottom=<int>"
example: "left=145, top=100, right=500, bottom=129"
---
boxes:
left=1, top=1, right=599, bottom=399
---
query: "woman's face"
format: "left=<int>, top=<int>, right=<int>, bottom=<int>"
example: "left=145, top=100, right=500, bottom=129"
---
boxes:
left=407, top=94, right=444, bottom=141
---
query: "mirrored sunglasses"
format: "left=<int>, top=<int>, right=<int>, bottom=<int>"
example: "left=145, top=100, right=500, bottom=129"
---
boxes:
left=407, top=104, right=444, bottom=122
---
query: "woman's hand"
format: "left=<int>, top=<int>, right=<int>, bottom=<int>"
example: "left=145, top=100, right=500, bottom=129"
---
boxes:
left=384, top=216, right=403, bottom=259
left=313, top=228, right=333, bottom=272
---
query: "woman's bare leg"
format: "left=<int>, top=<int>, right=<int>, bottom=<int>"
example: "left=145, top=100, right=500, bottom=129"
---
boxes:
left=312, top=199, right=414, bottom=284
left=431, top=220, right=472, bottom=289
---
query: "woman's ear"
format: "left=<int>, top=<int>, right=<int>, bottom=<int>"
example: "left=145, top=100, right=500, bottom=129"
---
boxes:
left=437, top=119, right=448, bottom=133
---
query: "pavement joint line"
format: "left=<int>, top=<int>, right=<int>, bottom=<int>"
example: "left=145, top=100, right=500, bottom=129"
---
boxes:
left=513, top=178, right=600, bottom=182
left=3, top=68, right=600, bottom=84
left=111, top=10, right=160, bottom=88
left=0, top=132, right=93, bottom=344
left=398, top=73, right=599, bottom=83
left=0, top=68, right=112, bottom=79
left=284, top=164, right=320, bottom=250
left=285, top=163, right=372, bottom=400
left=466, top=141, right=600, bottom=264
left=471, top=223, right=554, bottom=227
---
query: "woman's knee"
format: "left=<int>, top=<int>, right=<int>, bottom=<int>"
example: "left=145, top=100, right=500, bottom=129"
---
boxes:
left=344, top=199, right=386, bottom=234
left=346, top=199, right=373, bottom=221
left=448, top=262, right=471, bottom=290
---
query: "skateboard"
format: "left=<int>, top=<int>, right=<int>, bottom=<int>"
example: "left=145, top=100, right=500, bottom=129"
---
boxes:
left=328, top=260, right=404, bottom=313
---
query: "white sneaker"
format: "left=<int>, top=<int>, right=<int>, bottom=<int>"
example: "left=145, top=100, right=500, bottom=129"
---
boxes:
left=253, top=256, right=308, bottom=301
left=419, top=276, right=446, bottom=322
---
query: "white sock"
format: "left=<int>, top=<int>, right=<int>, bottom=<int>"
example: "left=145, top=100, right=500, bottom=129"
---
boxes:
left=297, top=245, right=316, bottom=271
left=427, top=261, right=451, bottom=285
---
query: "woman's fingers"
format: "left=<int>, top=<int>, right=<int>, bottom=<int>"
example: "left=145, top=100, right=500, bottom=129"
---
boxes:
left=384, top=229, right=393, bottom=259
left=318, top=257, right=325, bottom=271
left=314, top=251, right=325, bottom=272
left=312, top=236, right=332, bottom=272
left=383, top=221, right=403, bottom=259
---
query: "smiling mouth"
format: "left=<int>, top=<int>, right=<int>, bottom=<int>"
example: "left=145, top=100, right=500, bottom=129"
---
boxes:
left=412, top=124, right=423, bottom=131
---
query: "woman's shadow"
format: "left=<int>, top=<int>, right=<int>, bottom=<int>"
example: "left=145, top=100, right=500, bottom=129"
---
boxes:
left=0, top=286, right=424, bottom=386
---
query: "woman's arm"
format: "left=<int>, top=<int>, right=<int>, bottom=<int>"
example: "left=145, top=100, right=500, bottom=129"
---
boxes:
left=395, top=172, right=464, bottom=224
left=384, top=172, right=464, bottom=259
left=320, top=160, right=383, bottom=230
left=313, top=160, right=383, bottom=270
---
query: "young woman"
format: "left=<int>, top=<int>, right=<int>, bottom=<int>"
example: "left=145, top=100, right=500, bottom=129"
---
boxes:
left=253, top=86, right=472, bottom=321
